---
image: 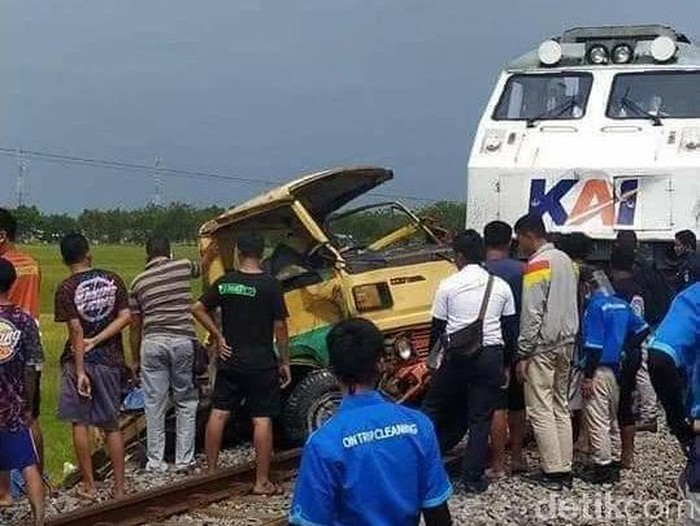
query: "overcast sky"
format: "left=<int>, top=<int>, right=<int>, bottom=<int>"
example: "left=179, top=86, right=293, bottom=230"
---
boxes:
left=1, top=0, right=697, bottom=213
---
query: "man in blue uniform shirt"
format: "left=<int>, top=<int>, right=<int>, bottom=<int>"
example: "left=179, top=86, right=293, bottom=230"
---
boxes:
left=579, top=270, right=649, bottom=483
left=645, top=282, right=700, bottom=517
left=647, top=282, right=700, bottom=446
left=289, top=319, right=452, bottom=526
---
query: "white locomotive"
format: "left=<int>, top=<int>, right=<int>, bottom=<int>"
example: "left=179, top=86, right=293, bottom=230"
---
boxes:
left=467, top=25, right=699, bottom=260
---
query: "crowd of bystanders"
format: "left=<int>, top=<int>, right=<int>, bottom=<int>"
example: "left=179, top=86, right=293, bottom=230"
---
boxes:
left=0, top=204, right=698, bottom=526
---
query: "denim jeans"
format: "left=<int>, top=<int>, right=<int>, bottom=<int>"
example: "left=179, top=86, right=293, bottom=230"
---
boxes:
left=141, top=336, right=198, bottom=471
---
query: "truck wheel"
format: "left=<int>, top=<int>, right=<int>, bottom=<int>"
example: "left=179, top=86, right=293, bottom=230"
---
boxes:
left=282, top=369, right=341, bottom=445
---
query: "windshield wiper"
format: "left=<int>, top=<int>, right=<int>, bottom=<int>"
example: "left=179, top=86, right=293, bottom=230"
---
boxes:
left=526, top=98, right=578, bottom=128
left=619, top=95, right=663, bottom=126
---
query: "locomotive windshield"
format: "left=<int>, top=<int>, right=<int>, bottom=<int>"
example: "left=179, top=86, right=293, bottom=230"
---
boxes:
left=493, top=73, right=593, bottom=121
left=607, top=71, right=700, bottom=119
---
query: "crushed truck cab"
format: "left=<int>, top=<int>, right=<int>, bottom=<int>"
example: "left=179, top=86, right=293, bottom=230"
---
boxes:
left=199, top=166, right=454, bottom=443
left=468, top=25, right=700, bottom=260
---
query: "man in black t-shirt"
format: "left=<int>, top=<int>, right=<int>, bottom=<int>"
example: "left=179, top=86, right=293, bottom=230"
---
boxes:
left=610, top=244, right=659, bottom=436
left=614, top=231, right=671, bottom=326
left=674, top=230, right=700, bottom=293
left=193, top=232, right=290, bottom=495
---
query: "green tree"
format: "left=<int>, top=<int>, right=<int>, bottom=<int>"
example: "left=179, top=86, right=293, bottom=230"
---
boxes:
left=11, top=205, right=43, bottom=241
left=417, top=201, right=465, bottom=232
left=39, top=214, right=79, bottom=242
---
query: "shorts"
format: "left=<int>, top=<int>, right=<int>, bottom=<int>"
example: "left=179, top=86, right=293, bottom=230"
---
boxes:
left=497, top=363, right=525, bottom=411
left=0, top=428, right=37, bottom=471
left=212, top=367, right=281, bottom=418
left=58, top=361, right=121, bottom=431
left=31, top=371, right=41, bottom=419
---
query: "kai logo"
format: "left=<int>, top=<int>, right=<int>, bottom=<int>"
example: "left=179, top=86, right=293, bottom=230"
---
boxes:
left=529, top=177, right=639, bottom=226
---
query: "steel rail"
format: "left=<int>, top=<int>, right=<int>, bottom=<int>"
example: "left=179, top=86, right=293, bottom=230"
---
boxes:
left=45, top=447, right=464, bottom=526
left=45, top=449, right=301, bottom=526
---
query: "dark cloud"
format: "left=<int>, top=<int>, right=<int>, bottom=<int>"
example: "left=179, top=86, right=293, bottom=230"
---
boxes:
left=0, top=0, right=696, bottom=212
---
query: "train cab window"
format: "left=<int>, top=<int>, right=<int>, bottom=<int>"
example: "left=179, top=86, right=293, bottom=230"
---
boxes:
left=607, top=71, right=700, bottom=119
left=493, top=73, right=593, bottom=121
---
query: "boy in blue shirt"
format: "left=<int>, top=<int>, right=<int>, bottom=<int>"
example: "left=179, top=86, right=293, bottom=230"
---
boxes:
left=580, top=270, right=649, bottom=484
left=289, top=319, right=452, bottom=526
left=0, top=259, right=44, bottom=525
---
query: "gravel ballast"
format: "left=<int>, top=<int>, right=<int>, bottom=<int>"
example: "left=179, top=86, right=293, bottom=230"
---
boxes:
left=446, top=425, right=687, bottom=525
left=1, top=426, right=690, bottom=525
left=1, top=443, right=255, bottom=524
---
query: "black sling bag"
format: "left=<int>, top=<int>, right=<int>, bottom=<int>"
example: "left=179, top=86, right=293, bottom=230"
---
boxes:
left=445, top=274, right=495, bottom=359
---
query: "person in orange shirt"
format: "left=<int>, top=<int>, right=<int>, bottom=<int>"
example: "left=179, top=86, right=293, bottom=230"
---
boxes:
left=0, top=208, right=43, bottom=506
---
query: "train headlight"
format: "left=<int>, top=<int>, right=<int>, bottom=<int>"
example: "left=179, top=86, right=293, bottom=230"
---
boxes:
left=681, top=128, right=700, bottom=152
left=587, top=44, right=609, bottom=65
left=611, top=44, right=633, bottom=64
left=651, top=36, right=676, bottom=62
left=394, top=336, right=413, bottom=361
left=538, top=40, right=562, bottom=66
left=481, top=129, right=505, bottom=153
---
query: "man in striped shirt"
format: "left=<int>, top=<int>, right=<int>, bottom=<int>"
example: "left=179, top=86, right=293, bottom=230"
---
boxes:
left=129, top=236, right=206, bottom=473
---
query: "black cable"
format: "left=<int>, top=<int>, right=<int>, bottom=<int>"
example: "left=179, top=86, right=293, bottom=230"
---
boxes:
left=0, top=145, right=441, bottom=203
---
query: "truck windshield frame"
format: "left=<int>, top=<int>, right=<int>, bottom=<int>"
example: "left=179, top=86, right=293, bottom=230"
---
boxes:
left=492, top=72, right=594, bottom=122
left=606, top=71, right=700, bottom=120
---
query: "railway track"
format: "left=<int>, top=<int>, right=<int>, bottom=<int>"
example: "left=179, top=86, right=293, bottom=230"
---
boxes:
left=43, top=448, right=463, bottom=526
left=45, top=449, right=301, bottom=526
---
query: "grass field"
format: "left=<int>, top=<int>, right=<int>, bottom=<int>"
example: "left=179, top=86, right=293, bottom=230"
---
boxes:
left=23, top=244, right=200, bottom=482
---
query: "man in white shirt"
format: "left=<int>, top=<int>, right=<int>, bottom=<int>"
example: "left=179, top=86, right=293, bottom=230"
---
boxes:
left=422, top=230, right=517, bottom=494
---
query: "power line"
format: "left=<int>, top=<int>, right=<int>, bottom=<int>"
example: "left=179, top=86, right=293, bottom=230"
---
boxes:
left=0, top=145, right=439, bottom=203
left=15, top=150, right=26, bottom=207
left=153, top=155, right=162, bottom=206
left=0, top=146, right=276, bottom=186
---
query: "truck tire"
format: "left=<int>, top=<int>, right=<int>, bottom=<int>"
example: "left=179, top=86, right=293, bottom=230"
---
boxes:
left=282, top=369, right=341, bottom=445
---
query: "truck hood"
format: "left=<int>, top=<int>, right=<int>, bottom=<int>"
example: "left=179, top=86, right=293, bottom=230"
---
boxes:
left=200, top=166, right=393, bottom=236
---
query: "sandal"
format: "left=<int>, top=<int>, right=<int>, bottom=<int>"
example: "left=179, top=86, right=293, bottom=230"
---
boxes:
left=110, top=489, right=127, bottom=500
left=43, top=475, right=60, bottom=498
left=75, top=487, right=98, bottom=501
left=250, top=481, right=283, bottom=496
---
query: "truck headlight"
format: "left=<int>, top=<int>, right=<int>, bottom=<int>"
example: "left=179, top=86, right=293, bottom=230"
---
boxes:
left=353, top=283, right=393, bottom=312
left=393, top=335, right=414, bottom=361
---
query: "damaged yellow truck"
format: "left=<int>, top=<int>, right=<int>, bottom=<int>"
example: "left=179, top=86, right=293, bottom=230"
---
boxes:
left=199, top=166, right=455, bottom=444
